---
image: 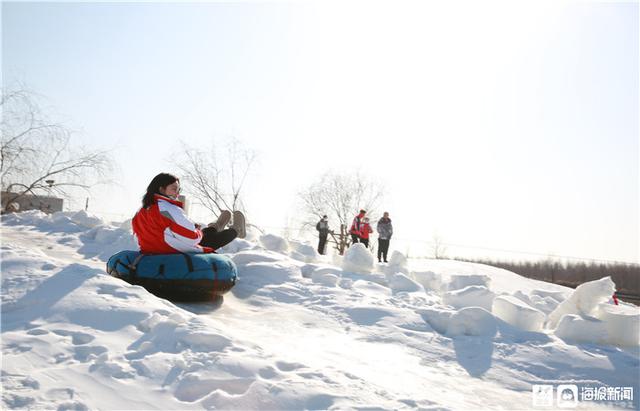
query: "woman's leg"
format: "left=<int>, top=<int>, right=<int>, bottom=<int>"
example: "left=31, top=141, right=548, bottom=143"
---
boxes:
left=200, top=226, right=238, bottom=250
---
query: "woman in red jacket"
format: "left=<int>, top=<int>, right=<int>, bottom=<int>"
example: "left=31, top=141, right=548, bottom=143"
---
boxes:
left=359, top=217, right=373, bottom=248
left=132, top=173, right=244, bottom=254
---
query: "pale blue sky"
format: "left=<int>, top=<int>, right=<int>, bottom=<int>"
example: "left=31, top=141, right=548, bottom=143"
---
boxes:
left=3, top=1, right=638, bottom=263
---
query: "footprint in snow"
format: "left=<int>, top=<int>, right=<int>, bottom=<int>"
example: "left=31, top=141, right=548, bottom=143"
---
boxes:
left=258, top=366, right=279, bottom=379
left=52, top=330, right=95, bottom=345
left=72, top=345, right=108, bottom=362
left=26, top=328, right=49, bottom=336
left=275, top=361, right=305, bottom=372
left=174, top=374, right=255, bottom=402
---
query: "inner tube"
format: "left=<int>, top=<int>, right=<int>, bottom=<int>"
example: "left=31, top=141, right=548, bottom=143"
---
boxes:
left=106, top=250, right=237, bottom=301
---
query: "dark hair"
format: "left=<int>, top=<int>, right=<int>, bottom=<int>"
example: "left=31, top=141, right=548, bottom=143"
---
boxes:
left=360, top=209, right=366, bottom=214
left=142, top=173, right=179, bottom=208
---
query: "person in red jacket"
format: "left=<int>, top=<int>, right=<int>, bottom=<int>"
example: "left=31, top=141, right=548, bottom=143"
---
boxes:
left=349, top=209, right=366, bottom=245
left=359, top=217, right=373, bottom=248
left=132, top=173, right=244, bottom=254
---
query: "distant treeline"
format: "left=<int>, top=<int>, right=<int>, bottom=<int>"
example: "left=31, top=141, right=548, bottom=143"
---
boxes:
left=458, top=258, right=640, bottom=296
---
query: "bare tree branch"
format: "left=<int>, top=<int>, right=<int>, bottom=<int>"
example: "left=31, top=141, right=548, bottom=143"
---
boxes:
left=1, top=87, right=113, bottom=212
left=173, top=139, right=257, bottom=219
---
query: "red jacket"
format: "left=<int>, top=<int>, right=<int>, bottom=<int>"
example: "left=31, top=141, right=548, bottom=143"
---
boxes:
left=132, top=194, right=213, bottom=254
left=350, top=213, right=365, bottom=235
left=360, top=223, right=373, bottom=239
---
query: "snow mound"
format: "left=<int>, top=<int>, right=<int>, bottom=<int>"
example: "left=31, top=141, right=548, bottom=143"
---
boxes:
left=311, top=270, right=340, bottom=287
left=493, top=295, right=545, bottom=332
left=219, top=238, right=253, bottom=254
left=447, top=274, right=491, bottom=291
left=383, top=251, right=409, bottom=275
left=412, top=270, right=442, bottom=292
left=342, top=243, right=374, bottom=273
left=443, top=285, right=495, bottom=311
left=259, top=234, right=290, bottom=254
left=388, top=273, right=423, bottom=293
left=289, top=241, right=319, bottom=263
left=232, top=250, right=289, bottom=266
left=70, top=210, right=104, bottom=228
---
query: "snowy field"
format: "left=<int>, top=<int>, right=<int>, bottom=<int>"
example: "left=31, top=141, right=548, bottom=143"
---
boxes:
left=1, top=210, right=639, bottom=410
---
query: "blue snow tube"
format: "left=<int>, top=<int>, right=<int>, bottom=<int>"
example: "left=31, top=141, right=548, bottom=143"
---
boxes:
left=106, top=250, right=237, bottom=301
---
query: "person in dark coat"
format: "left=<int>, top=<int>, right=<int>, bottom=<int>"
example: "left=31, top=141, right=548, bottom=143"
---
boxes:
left=316, top=215, right=330, bottom=254
left=376, top=211, right=393, bottom=262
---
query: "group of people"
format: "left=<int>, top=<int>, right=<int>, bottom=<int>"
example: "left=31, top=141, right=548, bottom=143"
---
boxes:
left=133, top=173, right=393, bottom=265
left=316, top=209, right=394, bottom=263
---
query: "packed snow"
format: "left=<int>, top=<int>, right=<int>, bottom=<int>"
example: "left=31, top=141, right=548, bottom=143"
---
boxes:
left=1, top=210, right=639, bottom=410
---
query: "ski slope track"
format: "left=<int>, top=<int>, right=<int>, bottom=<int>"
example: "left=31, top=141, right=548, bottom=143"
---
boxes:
left=1, top=210, right=638, bottom=410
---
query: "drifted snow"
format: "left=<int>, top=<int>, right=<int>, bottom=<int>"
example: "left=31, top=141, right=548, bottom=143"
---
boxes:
left=1, top=210, right=639, bottom=410
left=258, top=233, right=290, bottom=254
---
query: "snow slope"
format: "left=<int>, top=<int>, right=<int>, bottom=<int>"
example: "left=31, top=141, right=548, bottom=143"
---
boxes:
left=1, top=210, right=639, bottom=410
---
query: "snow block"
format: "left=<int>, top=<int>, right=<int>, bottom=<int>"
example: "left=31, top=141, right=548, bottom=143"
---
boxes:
left=342, top=243, right=374, bottom=274
left=443, top=285, right=495, bottom=311
left=447, top=274, right=491, bottom=291
left=412, top=271, right=442, bottom=292
left=418, top=307, right=454, bottom=335
left=595, top=303, right=640, bottom=347
left=492, top=295, right=545, bottom=332
left=447, top=307, right=497, bottom=337
left=547, top=277, right=615, bottom=329
left=389, top=273, right=424, bottom=293
left=554, top=314, right=609, bottom=345
left=259, top=234, right=290, bottom=254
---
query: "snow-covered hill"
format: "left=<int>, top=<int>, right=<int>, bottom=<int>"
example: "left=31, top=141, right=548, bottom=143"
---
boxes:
left=1, top=211, right=638, bottom=410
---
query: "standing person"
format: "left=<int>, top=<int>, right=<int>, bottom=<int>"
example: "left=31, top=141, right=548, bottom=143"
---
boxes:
left=349, top=209, right=366, bottom=245
left=376, top=211, right=393, bottom=263
left=316, top=215, right=330, bottom=254
left=359, top=217, right=373, bottom=248
left=132, top=173, right=245, bottom=254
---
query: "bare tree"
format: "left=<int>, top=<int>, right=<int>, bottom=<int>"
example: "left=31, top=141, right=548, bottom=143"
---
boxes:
left=174, top=138, right=257, bottom=219
left=299, top=170, right=385, bottom=254
left=1, top=87, right=112, bottom=211
left=431, top=234, right=448, bottom=259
